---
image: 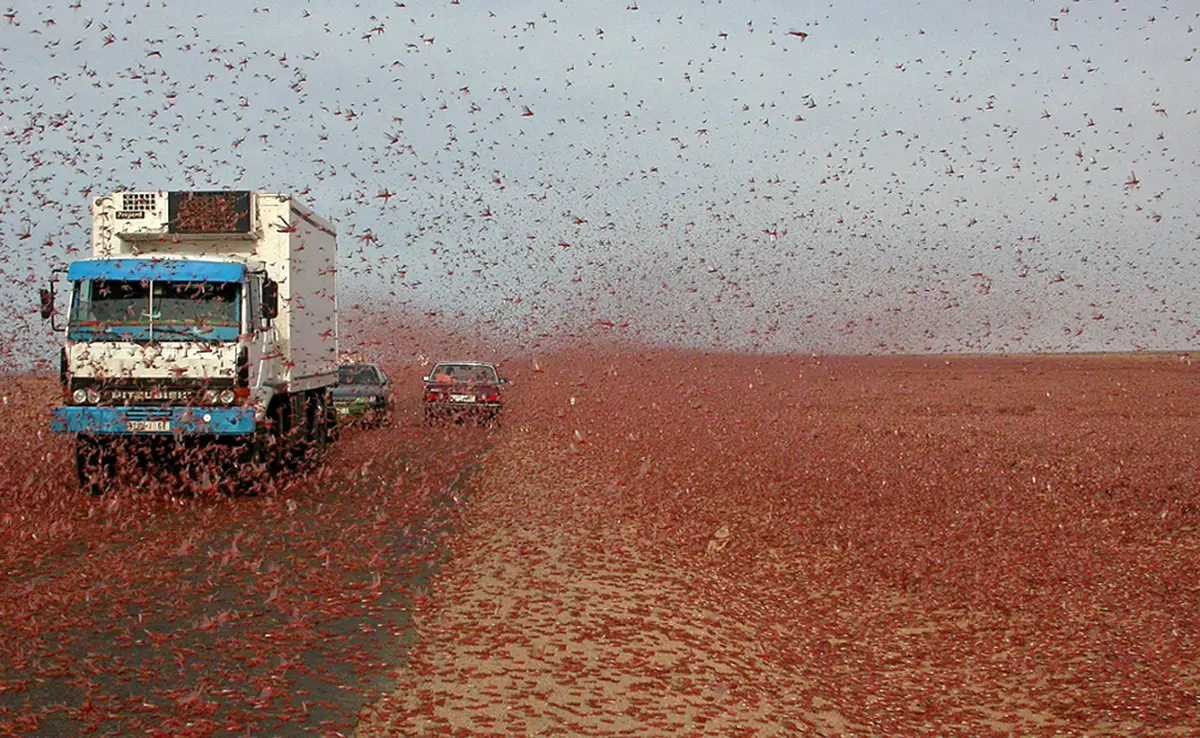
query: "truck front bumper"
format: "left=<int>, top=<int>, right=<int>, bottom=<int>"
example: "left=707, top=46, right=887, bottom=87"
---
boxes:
left=52, top=406, right=256, bottom=435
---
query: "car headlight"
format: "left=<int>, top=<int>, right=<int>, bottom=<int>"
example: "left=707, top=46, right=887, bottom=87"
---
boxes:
left=72, top=388, right=88, bottom=404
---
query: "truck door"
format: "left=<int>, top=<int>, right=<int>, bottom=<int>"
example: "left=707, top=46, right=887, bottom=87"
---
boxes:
left=246, top=276, right=280, bottom=394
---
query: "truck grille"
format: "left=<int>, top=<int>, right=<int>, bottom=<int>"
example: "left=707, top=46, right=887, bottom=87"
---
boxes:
left=124, top=407, right=174, bottom=422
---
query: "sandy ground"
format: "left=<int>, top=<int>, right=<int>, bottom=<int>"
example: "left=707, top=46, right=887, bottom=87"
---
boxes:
left=355, top=351, right=1200, bottom=737
left=359, top=435, right=823, bottom=736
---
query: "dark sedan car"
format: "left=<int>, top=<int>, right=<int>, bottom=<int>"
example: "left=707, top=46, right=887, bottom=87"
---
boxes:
left=332, top=363, right=392, bottom=427
left=422, top=361, right=505, bottom=425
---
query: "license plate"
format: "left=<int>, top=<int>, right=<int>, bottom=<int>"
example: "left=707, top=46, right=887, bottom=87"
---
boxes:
left=450, top=394, right=476, bottom=403
left=127, top=420, right=171, bottom=432
left=337, top=407, right=350, bottom=415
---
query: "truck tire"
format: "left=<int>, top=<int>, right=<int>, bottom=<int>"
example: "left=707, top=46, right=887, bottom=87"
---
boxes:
left=309, top=391, right=331, bottom=455
left=75, top=436, right=115, bottom=496
left=283, top=393, right=310, bottom=468
left=325, top=393, right=341, bottom=443
left=266, top=399, right=292, bottom=476
left=232, top=433, right=271, bottom=495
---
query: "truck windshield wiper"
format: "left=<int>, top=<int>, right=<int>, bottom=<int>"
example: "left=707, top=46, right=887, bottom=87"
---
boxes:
left=149, top=324, right=200, bottom=339
left=71, top=323, right=122, bottom=336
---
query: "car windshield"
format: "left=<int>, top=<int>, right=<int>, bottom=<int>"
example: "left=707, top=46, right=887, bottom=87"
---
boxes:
left=338, top=365, right=380, bottom=384
left=430, top=364, right=497, bottom=383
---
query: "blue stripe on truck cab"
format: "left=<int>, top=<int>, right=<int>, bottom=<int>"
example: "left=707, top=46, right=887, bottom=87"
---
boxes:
left=67, top=324, right=242, bottom=342
left=52, top=406, right=256, bottom=435
left=67, top=259, right=247, bottom=283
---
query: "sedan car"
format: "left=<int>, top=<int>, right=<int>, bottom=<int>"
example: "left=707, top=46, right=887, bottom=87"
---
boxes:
left=423, top=361, right=505, bottom=425
left=331, top=362, right=392, bottom=426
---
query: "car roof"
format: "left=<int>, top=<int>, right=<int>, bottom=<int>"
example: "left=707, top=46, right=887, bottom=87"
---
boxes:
left=431, top=361, right=497, bottom=368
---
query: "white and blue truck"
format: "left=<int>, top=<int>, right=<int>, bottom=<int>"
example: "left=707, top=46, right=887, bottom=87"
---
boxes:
left=40, top=191, right=340, bottom=492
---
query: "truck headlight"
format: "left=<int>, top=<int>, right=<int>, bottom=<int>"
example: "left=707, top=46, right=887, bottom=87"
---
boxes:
left=86, top=388, right=101, bottom=404
left=72, top=388, right=88, bottom=404
left=201, top=389, right=218, bottom=404
left=217, top=389, right=236, bottom=405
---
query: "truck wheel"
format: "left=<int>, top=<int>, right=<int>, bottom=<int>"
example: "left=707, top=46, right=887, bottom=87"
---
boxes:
left=261, top=400, right=290, bottom=478
left=325, top=395, right=340, bottom=442
left=76, top=436, right=114, bottom=496
left=274, top=395, right=310, bottom=473
left=310, top=392, right=331, bottom=455
left=229, top=433, right=271, bottom=496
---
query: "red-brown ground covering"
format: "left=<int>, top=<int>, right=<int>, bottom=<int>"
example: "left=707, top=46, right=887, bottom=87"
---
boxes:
left=359, top=349, right=1199, bottom=736
left=1, top=349, right=1197, bottom=736
left=0, top=364, right=491, bottom=736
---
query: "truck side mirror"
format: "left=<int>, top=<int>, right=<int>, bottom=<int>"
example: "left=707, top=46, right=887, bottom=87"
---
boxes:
left=262, top=279, right=279, bottom=320
left=39, top=288, right=54, bottom=320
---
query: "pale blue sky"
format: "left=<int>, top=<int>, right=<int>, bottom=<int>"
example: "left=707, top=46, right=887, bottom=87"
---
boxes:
left=1, top=0, right=1196, bottom=367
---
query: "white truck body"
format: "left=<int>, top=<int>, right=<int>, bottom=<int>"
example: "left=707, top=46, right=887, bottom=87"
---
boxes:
left=88, top=191, right=338, bottom=392
left=47, top=191, right=340, bottom=491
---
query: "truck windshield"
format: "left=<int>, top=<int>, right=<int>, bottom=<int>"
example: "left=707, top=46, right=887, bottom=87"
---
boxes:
left=69, top=279, right=242, bottom=342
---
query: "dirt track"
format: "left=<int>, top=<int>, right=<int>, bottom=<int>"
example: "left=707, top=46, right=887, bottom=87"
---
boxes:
left=358, top=351, right=1199, bottom=736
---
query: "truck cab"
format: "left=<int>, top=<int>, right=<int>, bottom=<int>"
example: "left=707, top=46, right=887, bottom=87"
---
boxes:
left=51, top=257, right=277, bottom=437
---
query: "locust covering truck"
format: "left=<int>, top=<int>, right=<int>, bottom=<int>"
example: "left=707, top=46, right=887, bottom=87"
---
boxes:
left=41, top=191, right=339, bottom=492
